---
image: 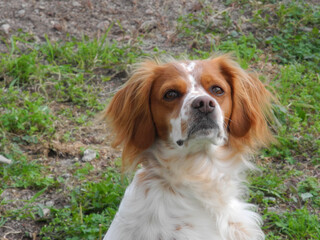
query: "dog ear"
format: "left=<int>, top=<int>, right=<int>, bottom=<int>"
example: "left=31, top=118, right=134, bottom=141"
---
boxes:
left=215, top=55, right=274, bottom=151
left=104, top=61, right=157, bottom=171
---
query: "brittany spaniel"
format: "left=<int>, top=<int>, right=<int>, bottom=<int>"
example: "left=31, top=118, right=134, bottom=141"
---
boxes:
left=103, top=55, right=273, bottom=240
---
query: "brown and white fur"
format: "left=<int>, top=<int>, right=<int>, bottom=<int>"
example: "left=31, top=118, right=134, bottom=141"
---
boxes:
left=103, top=55, right=273, bottom=240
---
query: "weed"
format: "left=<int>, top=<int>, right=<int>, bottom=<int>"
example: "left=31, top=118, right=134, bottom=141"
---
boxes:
left=1, top=52, right=38, bottom=86
left=0, top=1, right=319, bottom=239
left=3, top=187, right=48, bottom=220
left=266, top=64, right=320, bottom=164
left=298, top=177, right=320, bottom=207
left=41, top=31, right=143, bottom=73
left=0, top=30, right=143, bottom=114
left=252, top=0, right=320, bottom=67
left=265, top=208, right=320, bottom=239
left=0, top=89, right=55, bottom=136
left=0, top=156, right=57, bottom=189
left=215, top=34, right=262, bottom=68
left=74, top=163, right=94, bottom=180
left=177, top=0, right=320, bottom=70
left=40, top=169, right=127, bottom=240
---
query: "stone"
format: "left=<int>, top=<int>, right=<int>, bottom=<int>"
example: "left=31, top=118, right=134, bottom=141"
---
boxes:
left=97, top=20, right=110, bottom=31
left=62, top=173, right=72, bottom=179
left=301, top=192, right=313, bottom=201
left=0, top=24, right=10, bottom=34
left=42, top=208, right=50, bottom=217
left=17, top=9, right=26, bottom=17
left=145, top=9, right=153, bottom=15
left=140, top=20, right=157, bottom=32
left=72, top=1, right=82, bottom=7
left=46, top=200, right=54, bottom=207
left=53, top=22, right=63, bottom=31
left=81, top=149, right=97, bottom=162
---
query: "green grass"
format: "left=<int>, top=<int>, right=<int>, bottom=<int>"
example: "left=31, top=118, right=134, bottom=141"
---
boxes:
left=1, top=158, right=57, bottom=189
left=264, top=1, right=320, bottom=66
left=178, top=0, right=320, bottom=68
left=0, top=0, right=319, bottom=239
left=0, top=30, right=141, bottom=239
left=40, top=169, right=128, bottom=240
left=0, top=89, right=55, bottom=136
left=266, top=208, right=320, bottom=239
left=0, top=30, right=144, bottom=151
left=249, top=165, right=320, bottom=239
left=267, top=64, right=320, bottom=165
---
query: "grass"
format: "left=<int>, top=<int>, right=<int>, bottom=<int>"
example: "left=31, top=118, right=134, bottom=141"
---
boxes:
left=0, top=89, right=55, bottom=136
left=0, top=0, right=319, bottom=239
left=0, top=30, right=141, bottom=239
left=266, top=208, right=320, bottom=239
left=40, top=169, right=128, bottom=240
left=267, top=65, right=320, bottom=165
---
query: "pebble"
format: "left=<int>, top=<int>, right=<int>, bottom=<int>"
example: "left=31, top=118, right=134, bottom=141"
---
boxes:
left=300, top=192, right=313, bottom=201
left=72, top=1, right=82, bottom=7
left=0, top=23, right=10, bottom=34
left=17, top=9, right=26, bottom=17
left=97, top=20, right=110, bottom=31
left=46, top=200, right=54, bottom=207
left=145, top=9, right=153, bottom=15
left=140, top=19, right=157, bottom=32
left=299, top=26, right=313, bottom=32
left=43, top=208, right=50, bottom=217
left=53, top=22, right=63, bottom=31
left=267, top=206, right=286, bottom=214
left=62, top=173, right=72, bottom=179
left=81, top=149, right=97, bottom=162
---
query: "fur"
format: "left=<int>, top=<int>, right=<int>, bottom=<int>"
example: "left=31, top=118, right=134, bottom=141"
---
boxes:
left=103, top=55, right=274, bottom=240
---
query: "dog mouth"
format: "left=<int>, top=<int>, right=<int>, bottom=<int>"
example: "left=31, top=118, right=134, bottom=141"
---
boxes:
left=175, top=119, right=222, bottom=147
left=187, top=118, right=219, bottom=138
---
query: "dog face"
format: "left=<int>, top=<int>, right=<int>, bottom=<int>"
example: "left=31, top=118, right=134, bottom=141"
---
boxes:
left=150, top=60, right=232, bottom=148
left=105, top=55, right=273, bottom=171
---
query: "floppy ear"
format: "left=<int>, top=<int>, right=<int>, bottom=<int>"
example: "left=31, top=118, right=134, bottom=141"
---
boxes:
left=104, top=61, right=157, bottom=171
left=216, top=55, right=274, bottom=151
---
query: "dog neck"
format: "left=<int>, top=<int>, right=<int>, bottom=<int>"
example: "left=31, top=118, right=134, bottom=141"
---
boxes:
left=140, top=140, right=248, bottom=196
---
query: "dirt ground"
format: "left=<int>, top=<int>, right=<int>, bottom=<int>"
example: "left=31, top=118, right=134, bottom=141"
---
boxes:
left=0, top=0, right=218, bottom=54
left=0, top=0, right=227, bottom=239
left=2, top=1, right=318, bottom=239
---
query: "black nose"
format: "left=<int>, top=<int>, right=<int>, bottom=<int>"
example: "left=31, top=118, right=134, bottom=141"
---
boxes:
left=191, top=96, right=215, bottom=114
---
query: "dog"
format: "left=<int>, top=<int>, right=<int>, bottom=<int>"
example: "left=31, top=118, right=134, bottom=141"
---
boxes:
left=103, top=55, right=274, bottom=240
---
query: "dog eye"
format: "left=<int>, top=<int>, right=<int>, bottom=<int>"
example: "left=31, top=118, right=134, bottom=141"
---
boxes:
left=210, top=86, right=224, bottom=96
left=164, top=90, right=180, bottom=101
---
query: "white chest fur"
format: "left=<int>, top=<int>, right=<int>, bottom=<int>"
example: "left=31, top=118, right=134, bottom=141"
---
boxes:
left=104, top=148, right=264, bottom=240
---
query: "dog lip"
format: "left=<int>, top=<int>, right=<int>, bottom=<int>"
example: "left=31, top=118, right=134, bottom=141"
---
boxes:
left=187, top=119, right=219, bottom=138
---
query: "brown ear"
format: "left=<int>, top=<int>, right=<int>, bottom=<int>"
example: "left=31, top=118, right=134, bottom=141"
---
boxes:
left=104, top=61, right=157, bottom=171
left=216, top=55, right=274, bottom=150
left=228, top=94, right=251, bottom=138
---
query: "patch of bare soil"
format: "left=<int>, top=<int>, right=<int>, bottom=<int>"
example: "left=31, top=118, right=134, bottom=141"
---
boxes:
left=5, top=0, right=314, bottom=239
left=0, top=0, right=215, bottom=54
left=1, top=1, right=227, bottom=238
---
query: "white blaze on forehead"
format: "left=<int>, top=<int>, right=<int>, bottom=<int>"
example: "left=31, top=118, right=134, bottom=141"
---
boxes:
left=180, top=62, right=209, bottom=100
left=180, top=61, right=196, bottom=74
left=186, top=61, right=195, bottom=72
left=180, top=62, right=198, bottom=91
left=181, top=62, right=197, bottom=74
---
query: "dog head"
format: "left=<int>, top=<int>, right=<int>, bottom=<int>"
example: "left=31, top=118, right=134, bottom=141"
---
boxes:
left=104, top=55, right=273, bottom=171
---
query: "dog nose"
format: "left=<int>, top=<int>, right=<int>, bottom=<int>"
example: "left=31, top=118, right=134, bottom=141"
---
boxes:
left=192, top=96, right=215, bottom=114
